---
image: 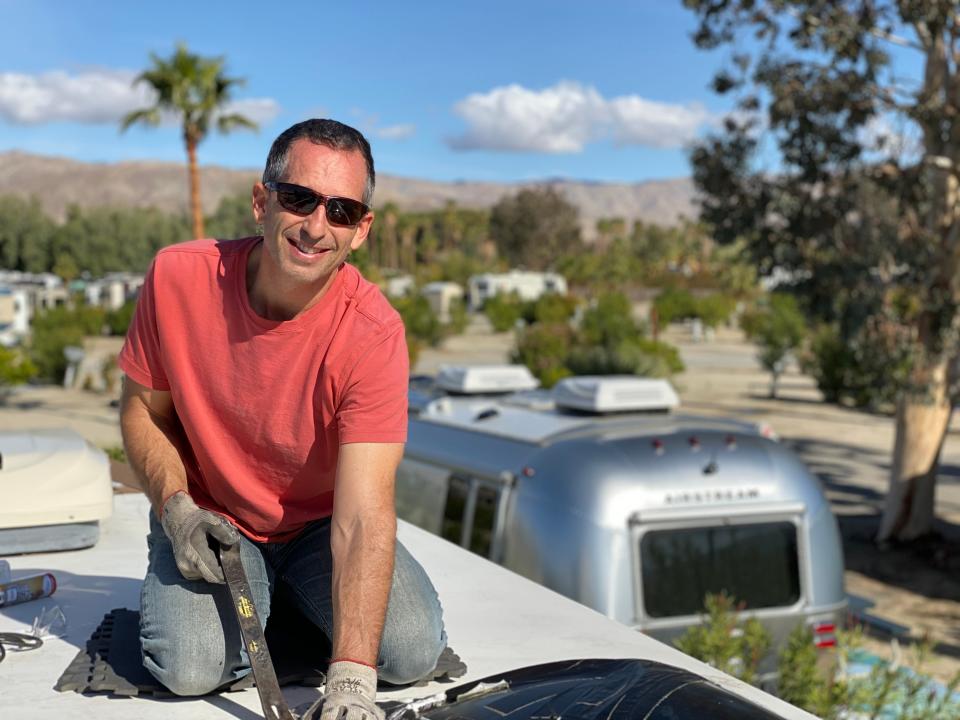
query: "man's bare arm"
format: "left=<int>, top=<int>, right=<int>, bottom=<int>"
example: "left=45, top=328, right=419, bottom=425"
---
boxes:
left=119, top=376, right=188, bottom=517
left=329, top=442, right=403, bottom=666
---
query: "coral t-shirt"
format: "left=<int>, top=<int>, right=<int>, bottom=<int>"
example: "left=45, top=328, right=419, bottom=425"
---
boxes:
left=118, top=237, right=409, bottom=541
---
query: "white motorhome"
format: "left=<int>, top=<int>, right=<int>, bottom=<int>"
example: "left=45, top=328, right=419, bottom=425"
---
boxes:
left=396, top=366, right=847, bottom=684
left=467, top=271, right=567, bottom=311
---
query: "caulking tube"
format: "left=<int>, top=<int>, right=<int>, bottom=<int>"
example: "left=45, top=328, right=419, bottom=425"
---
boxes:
left=0, top=573, right=57, bottom=607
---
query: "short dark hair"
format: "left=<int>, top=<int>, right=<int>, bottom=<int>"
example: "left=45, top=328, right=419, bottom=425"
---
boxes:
left=262, top=119, right=375, bottom=206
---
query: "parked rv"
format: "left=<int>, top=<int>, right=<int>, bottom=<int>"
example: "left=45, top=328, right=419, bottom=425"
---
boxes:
left=396, top=366, right=847, bottom=684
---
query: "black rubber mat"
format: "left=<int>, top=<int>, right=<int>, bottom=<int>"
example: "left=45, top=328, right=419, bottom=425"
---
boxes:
left=55, top=591, right=466, bottom=697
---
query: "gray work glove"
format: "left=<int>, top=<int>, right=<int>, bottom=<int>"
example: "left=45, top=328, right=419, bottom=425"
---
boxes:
left=308, top=660, right=383, bottom=720
left=160, top=491, right=239, bottom=584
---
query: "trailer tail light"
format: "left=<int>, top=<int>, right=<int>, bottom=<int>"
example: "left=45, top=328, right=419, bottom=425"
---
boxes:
left=811, top=621, right=836, bottom=648
left=651, top=439, right=664, bottom=456
left=688, top=436, right=700, bottom=452
left=725, top=435, right=737, bottom=450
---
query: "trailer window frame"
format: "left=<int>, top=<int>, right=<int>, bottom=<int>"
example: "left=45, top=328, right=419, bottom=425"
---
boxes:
left=440, top=473, right=510, bottom=561
left=630, top=512, right=807, bottom=625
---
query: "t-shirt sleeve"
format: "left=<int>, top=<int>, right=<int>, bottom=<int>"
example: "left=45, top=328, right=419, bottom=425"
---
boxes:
left=337, top=322, right=409, bottom=444
left=117, top=258, right=171, bottom=391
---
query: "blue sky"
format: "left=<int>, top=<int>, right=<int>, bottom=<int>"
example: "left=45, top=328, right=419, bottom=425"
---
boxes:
left=0, top=0, right=739, bottom=182
left=0, top=1, right=920, bottom=183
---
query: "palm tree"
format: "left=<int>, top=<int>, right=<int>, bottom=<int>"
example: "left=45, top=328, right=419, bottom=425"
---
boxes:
left=121, top=44, right=257, bottom=239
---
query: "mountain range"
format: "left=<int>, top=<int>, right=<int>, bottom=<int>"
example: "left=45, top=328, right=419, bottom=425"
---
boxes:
left=0, top=151, right=698, bottom=238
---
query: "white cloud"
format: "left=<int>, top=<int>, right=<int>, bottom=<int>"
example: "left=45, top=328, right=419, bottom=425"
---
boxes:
left=377, top=123, right=416, bottom=140
left=449, top=81, right=714, bottom=153
left=0, top=68, right=279, bottom=127
left=223, top=98, right=281, bottom=126
left=608, top=96, right=712, bottom=148
left=0, top=69, right=150, bottom=124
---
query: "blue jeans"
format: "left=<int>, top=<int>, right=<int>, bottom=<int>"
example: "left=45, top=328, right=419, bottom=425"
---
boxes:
left=140, top=515, right=447, bottom=696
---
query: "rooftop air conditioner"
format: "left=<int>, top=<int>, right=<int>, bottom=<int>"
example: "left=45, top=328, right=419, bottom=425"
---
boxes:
left=0, top=428, right=113, bottom=554
left=552, top=376, right=679, bottom=414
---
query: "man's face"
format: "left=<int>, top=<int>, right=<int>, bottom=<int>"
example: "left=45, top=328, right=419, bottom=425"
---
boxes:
left=252, top=139, right=373, bottom=289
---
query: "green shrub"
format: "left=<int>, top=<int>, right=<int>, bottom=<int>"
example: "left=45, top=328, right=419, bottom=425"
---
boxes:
left=565, top=338, right=682, bottom=378
left=389, top=294, right=442, bottom=369
left=579, top=291, right=640, bottom=346
left=105, top=299, right=137, bottom=336
left=511, top=322, right=573, bottom=388
left=801, top=322, right=911, bottom=411
left=653, top=287, right=698, bottom=325
left=696, top=293, right=737, bottom=328
left=776, top=624, right=845, bottom=718
left=673, top=592, right=771, bottom=686
left=484, top=292, right=523, bottom=332
left=28, top=304, right=106, bottom=383
left=740, top=294, right=807, bottom=398
left=533, top=293, right=577, bottom=324
left=0, top=346, right=37, bottom=399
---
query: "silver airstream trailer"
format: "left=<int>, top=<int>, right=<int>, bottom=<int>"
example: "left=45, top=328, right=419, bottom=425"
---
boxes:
left=396, top=366, right=847, bottom=683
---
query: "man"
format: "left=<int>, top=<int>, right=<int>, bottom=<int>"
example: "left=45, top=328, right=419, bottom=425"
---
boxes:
left=118, top=119, right=446, bottom=720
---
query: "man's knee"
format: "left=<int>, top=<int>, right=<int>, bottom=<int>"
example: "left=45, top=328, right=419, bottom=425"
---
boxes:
left=378, top=633, right=446, bottom=685
left=141, top=635, right=233, bottom=696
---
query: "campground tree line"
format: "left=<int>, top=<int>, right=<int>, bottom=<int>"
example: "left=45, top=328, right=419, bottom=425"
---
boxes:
left=0, top=183, right=862, bottom=421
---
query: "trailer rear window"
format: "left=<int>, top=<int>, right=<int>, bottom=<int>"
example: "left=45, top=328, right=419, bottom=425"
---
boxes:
left=640, top=521, right=800, bottom=618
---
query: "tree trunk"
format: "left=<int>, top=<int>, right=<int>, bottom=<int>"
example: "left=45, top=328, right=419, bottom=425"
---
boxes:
left=877, top=357, right=952, bottom=543
left=186, top=139, right=204, bottom=239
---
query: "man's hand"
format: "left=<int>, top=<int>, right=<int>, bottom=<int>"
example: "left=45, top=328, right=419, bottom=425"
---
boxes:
left=160, top=491, right=239, bottom=583
left=315, top=661, right=383, bottom=720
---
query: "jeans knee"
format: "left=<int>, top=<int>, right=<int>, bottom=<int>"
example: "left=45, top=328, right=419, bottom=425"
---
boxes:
left=378, top=634, right=445, bottom=685
left=141, top=637, right=231, bottom=696
left=156, top=664, right=226, bottom=697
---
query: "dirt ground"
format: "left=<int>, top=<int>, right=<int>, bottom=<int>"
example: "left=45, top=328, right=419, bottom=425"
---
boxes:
left=3, top=319, right=959, bottom=682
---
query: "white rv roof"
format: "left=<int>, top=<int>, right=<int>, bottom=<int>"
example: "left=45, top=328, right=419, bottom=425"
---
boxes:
left=0, top=493, right=813, bottom=719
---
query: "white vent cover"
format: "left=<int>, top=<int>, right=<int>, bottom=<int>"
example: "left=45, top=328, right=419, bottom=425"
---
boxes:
left=553, top=376, right=679, bottom=413
left=436, top=364, right=540, bottom=394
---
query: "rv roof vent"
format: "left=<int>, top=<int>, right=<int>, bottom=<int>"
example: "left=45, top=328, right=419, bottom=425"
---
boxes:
left=553, top=376, right=679, bottom=413
left=436, top=364, right=540, bottom=394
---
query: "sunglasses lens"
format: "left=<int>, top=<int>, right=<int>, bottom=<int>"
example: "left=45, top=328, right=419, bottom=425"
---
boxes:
left=326, top=198, right=363, bottom=226
left=277, top=186, right=320, bottom=215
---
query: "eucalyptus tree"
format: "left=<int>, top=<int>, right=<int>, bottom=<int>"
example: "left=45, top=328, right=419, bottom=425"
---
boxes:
left=685, top=0, right=960, bottom=542
left=121, top=44, right=256, bottom=239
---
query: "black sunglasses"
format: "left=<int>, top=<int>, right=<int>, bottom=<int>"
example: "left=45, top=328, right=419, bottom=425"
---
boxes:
left=264, top=181, right=369, bottom=227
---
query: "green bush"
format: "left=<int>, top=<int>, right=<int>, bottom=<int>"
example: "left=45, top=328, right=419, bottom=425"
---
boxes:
left=0, top=346, right=38, bottom=399
left=105, top=299, right=137, bottom=336
left=28, top=304, right=106, bottom=382
left=801, top=323, right=911, bottom=411
left=676, top=593, right=960, bottom=719
left=579, top=291, right=640, bottom=346
left=775, top=624, right=851, bottom=719
left=740, top=294, right=807, bottom=398
left=653, top=287, right=698, bottom=325
left=511, top=322, right=573, bottom=388
left=566, top=338, right=684, bottom=378
left=674, top=592, right=771, bottom=686
left=389, top=294, right=442, bottom=368
left=532, top=292, right=578, bottom=324
left=696, top=293, right=737, bottom=328
left=484, top=292, right=524, bottom=332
